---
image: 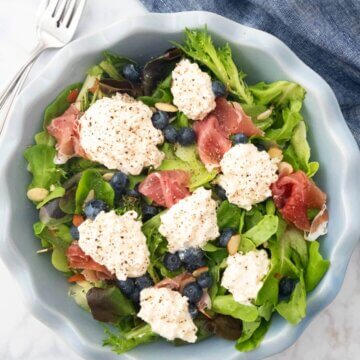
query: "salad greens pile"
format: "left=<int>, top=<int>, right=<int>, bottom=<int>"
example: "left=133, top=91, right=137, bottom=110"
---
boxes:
left=24, top=27, right=329, bottom=355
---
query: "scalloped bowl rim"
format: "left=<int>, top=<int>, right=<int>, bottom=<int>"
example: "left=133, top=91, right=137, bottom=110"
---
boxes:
left=0, top=11, right=359, bottom=360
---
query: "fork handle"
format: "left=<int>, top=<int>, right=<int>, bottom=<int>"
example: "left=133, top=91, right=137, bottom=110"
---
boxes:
left=0, top=42, right=46, bottom=109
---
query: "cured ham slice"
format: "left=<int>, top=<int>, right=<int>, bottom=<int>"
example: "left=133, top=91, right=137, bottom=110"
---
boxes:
left=66, top=242, right=113, bottom=280
left=271, top=170, right=327, bottom=232
left=213, top=97, right=263, bottom=137
left=47, top=105, right=86, bottom=163
left=139, top=170, right=191, bottom=208
left=193, top=115, right=232, bottom=170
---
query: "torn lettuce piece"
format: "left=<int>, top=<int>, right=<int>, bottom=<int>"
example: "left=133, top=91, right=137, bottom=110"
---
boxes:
left=75, top=169, right=114, bottom=213
left=36, top=186, right=65, bottom=209
left=103, top=323, right=158, bottom=354
left=24, top=145, right=64, bottom=190
left=217, top=200, right=243, bottom=230
left=235, top=319, right=270, bottom=352
left=283, top=121, right=319, bottom=177
left=138, top=74, right=173, bottom=106
left=276, top=272, right=306, bottom=324
left=250, top=80, right=305, bottom=110
left=99, top=51, right=135, bottom=81
left=69, top=281, right=94, bottom=311
left=176, top=27, right=253, bottom=104
left=242, top=215, right=278, bottom=247
left=305, top=241, right=330, bottom=292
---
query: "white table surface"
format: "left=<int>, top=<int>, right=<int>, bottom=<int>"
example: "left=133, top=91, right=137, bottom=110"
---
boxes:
left=0, top=1, right=359, bottom=359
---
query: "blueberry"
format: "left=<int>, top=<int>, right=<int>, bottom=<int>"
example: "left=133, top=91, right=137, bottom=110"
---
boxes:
left=163, top=125, right=178, bottom=144
left=126, top=188, right=141, bottom=198
left=118, top=278, right=135, bottom=297
left=177, top=127, right=196, bottom=146
left=110, top=171, right=129, bottom=196
left=122, top=63, right=141, bottom=82
left=130, top=287, right=141, bottom=303
left=188, top=303, right=199, bottom=319
left=151, top=111, right=170, bottom=130
left=178, top=247, right=206, bottom=272
left=218, top=228, right=236, bottom=247
left=70, top=225, right=79, bottom=240
left=232, top=133, right=248, bottom=145
left=214, top=185, right=227, bottom=201
left=142, top=205, right=159, bottom=222
left=84, top=199, right=108, bottom=220
left=212, top=80, right=227, bottom=97
left=197, top=272, right=213, bottom=289
left=182, top=282, right=203, bottom=303
left=134, top=274, right=154, bottom=290
left=279, top=277, right=298, bottom=299
left=164, top=252, right=182, bottom=271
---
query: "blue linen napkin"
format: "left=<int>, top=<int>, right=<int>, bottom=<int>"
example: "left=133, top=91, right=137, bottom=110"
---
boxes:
left=139, top=0, right=360, bottom=145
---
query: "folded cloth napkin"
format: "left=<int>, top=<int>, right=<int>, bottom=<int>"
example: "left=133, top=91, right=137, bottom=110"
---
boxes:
left=139, top=0, right=360, bottom=145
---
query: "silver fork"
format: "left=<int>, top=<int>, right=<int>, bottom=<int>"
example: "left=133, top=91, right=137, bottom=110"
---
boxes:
left=0, top=0, right=87, bottom=126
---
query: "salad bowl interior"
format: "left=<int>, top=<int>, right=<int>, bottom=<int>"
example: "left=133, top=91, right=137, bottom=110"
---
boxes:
left=0, top=11, right=359, bottom=360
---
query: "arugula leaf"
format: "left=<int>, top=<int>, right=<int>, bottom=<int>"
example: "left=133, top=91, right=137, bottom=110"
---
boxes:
left=138, top=74, right=173, bottom=106
left=103, top=323, right=158, bottom=354
left=87, top=287, right=136, bottom=323
left=176, top=27, right=253, bottom=104
left=276, top=272, right=306, bottom=324
left=24, top=145, right=63, bottom=190
left=36, top=186, right=65, bottom=209
left=235, top=319, right=270, bottom=352
left=305, top=241, right=330, bottom=292
left=75, top=169, right=114, bottom=213
left=212, top=295, right=258, bottom=322
left=217, top=200, right=243, bottom=230
left=250, top=81, right=305, bottom=109
left=284, top=121, right=319, bottom=177
left=243, top=215, right=278, bottom=247
left=43, top=83, right=82, bottom=128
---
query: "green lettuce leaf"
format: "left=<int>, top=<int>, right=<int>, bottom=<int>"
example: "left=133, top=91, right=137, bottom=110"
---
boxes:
left=249, top=81, right=305, bottom=109
left=87, top=286, right=136, bottom=323
left=99, top=51, right=135, bottom=80
left=283, top=121, right=319, bottom=177
left=176, top=27, right=253, bottom=104
left=305, top=241, right=330, bottom=292
left=34, top=223, right=72, bottom=251
left=242, top=215, right=278, bottom=247
left=138, top=74, right=173, bottom=106
left=51, top=247, right=70, bottom=272
left=34, top=131, right=55, bottom=146
left=217, top=200, right=243, bottom=230
left=103, top=323, right=158, bottom=354
left=276, top=272, right=306, bottom=324
left=24, top=145, right=63, bottom=190
left=69, top=281, right=93, bottom=311
left=75, top=169, right=114, bottom=213
left=43, top=83, right=82, bottom=128
left=235, top=319, right=270, bottom=352
left=36, top=186, right=65, bottom=209
left=212, top=295, right=258, bottom=322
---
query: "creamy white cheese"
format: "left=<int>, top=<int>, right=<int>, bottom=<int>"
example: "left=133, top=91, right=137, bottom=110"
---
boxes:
left=78, top=210, right=150, bottom=280
left=159, top=187, right=219, bottom=253
left=171, top=59, right=216, bottom=120
left=79, top=93, right=164, bottom=175
left=138, top=287, right=197, bottom=343
left=218, top=144, right=279, bottom=210
left=221, top=250, right=270, bottom=305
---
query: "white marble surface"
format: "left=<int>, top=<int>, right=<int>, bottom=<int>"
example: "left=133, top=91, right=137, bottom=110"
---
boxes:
left=0, top=1, right=359, bottom=359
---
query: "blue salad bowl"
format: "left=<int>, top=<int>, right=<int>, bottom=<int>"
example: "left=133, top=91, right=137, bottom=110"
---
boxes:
left=0, top=11, right=359, bottom=360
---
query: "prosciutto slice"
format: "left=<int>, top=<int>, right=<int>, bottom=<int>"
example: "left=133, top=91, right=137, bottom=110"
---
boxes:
left=47, top=105, right=86, bottom=163
left=139, top=170, right=191, bottom=208
left=271, top=171, right=327, bottom=232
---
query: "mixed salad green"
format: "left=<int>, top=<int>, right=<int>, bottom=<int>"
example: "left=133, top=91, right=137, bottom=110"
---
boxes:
left=24, top=27, right=329, bottom=354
